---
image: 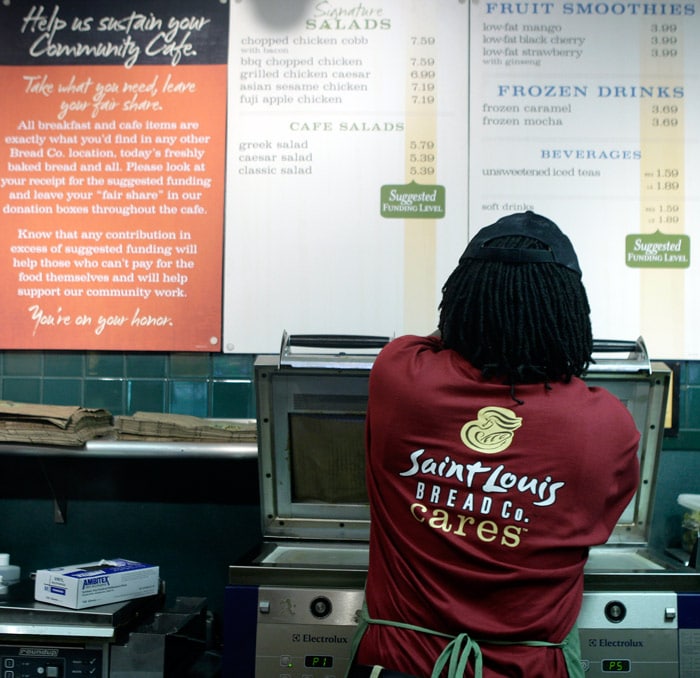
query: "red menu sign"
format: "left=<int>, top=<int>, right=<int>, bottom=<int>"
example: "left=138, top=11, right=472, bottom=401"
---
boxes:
left=0, top=1, right=228, bottom=350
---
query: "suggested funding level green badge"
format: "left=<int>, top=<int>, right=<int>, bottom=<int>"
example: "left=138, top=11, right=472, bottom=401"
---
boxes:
left=625, top=231, right=690, bottom=268
left=380, top=182, right=445, bottom=219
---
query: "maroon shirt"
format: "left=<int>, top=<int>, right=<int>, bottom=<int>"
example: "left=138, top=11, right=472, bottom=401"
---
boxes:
left=358, top=335, right=640, bottom=677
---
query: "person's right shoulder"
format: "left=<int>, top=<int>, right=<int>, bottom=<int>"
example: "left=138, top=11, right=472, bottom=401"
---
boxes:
left=375, top=334, right=441, bottom=362
left=585, top=383, right=641, bottom=436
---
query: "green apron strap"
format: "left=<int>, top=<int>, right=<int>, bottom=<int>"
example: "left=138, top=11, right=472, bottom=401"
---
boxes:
left=560, top=623, right=584, bottom=678
left=484, top=623, right=583, bottom=678
left=345, top=603, right=369, bottom=677
left=348, top=603, right=484, bottom=678
left=346, top=601, right=583, bottom=678
left=431, top=631, right=483, bottom=678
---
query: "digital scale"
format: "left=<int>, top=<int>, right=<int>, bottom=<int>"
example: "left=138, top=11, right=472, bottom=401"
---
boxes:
left=0, top=580, right=160, bottom=678
left=224, top=335, right=700, bottom=677
left=0, top=581, right=210, bottom=677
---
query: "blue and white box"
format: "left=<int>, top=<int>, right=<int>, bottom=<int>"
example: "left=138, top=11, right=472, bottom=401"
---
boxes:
left=34, top=558, right=159, bottom=609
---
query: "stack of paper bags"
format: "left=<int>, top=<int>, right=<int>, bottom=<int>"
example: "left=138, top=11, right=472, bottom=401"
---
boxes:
left=115, top=412, right=256, bottom=443
left=0, top=401, right=113, bottom=446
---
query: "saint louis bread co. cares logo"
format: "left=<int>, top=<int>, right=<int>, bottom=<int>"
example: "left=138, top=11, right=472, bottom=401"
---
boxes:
left=461, top=406, right=522, bottom=454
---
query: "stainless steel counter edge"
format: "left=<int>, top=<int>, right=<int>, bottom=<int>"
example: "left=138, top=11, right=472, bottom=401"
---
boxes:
left=228, top=565, right=700, bottom=592
left=228, top=565, right=368, bottom=589
left=0, top=438, right=259, bottom=459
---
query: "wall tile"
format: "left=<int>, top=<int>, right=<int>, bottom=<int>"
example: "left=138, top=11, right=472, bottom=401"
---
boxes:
left=3, top=353, right=42, bottom=377
left=43, top=379, right=83, bottom=406
left=44, top=352, right=84, bottom=377
left=685, top=387, right=700, bottom=430
left=212, top=353, right=254, bottom=379
left=85, top=379, right=126, bottom=414
left=169, top=380, right=208, bottom=417
left=2, top=378, right=41, bottom=403
left=127, top=380, right=166, bottom=414
left=170, top=353, right=210, bottom=377
left=126, top=353, right=167, bottom=379
left=86, top=353, right=124, bottom=378
left=686, top=361, right=700, bottom=387
left=211, top=381, right=254, bottom=418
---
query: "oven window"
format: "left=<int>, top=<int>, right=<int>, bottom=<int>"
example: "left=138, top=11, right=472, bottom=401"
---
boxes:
left=289, top=412, right=368, bottom=504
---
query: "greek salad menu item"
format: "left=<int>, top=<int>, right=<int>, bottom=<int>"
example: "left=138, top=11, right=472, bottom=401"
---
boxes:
left=0, top=1, right=229, bottom=350
left=469, top=2, right=699, bottom=358
left=223, top=0, right=469, bottom=353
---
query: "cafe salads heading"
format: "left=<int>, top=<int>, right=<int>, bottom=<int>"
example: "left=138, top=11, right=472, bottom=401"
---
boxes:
left=305, top=1, right=391, bottom=30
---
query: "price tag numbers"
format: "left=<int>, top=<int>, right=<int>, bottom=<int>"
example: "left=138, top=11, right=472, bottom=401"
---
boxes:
left=602, top=659, right=631, bottom=672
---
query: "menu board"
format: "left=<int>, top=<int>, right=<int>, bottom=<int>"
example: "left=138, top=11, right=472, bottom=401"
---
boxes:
left=223, top=0, right=469, bottom=353
left=2, top=1, right=697, bottom=357
left=469, top=2, right=699, bottom=358
left=224, top=1, right=699, bottom=358
left=0, top=0, right=228, bottom=350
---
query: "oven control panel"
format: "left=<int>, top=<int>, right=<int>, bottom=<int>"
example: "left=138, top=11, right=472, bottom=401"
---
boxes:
left=579, top=592, right=676, bottom=676
left=225, top=586, right=700, bottom=678
left=225, top=585, right=363, bottom=678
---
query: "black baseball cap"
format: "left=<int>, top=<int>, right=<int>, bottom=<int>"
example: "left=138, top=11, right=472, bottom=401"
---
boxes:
left=460, top=211, right=582, bottom=276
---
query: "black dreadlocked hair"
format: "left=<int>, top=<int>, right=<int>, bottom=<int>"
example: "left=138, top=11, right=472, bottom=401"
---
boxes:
left=438, top=234, right=593, bottom=387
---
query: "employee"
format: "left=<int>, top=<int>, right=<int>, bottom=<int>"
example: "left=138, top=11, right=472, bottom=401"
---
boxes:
left=348, top=211, right=640, bottom=677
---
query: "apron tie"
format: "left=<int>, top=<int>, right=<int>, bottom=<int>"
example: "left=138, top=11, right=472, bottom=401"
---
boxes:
left=350, top=604, right=483, bottom=678
left=431, top=631, right=483, bottom=678
left=347, top=601, right=583, bottom=678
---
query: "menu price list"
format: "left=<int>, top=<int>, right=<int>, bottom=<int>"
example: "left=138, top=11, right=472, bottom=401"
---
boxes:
left=469, top=1, right=698, bottom=354
left=224, top=1, right=468, bottom=352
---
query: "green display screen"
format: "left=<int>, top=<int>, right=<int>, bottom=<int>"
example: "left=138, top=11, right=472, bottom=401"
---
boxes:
left=602, top=659, right=631, bottom=672
left=305, top=655, right=334, bottom=669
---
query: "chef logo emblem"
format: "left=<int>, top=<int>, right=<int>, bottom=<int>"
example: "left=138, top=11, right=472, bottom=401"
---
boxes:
left=460, top=406, right=522, bottom=454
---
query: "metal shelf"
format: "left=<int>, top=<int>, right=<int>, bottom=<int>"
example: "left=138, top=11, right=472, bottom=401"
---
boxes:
left=0, top=437, right=258, bottom=460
